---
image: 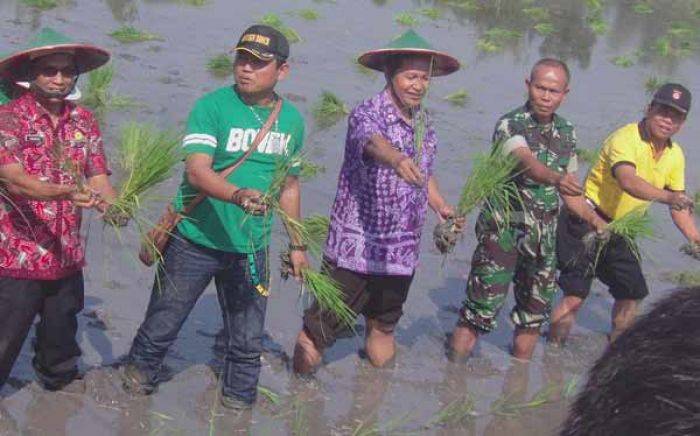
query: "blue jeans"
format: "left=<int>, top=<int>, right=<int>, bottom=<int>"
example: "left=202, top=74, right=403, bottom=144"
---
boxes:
left=127, top=232, right=268, bottom=404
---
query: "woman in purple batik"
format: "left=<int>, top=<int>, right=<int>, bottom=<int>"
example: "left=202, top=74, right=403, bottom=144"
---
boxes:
left=293, top=30, right=462, bottom=373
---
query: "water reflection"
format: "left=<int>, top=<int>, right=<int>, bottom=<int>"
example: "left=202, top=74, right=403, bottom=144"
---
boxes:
left=105, top=0, right=138, bottom=23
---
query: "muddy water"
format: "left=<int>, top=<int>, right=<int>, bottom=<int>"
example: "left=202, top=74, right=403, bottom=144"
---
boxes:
left=1, top=0, right=700, bottom=434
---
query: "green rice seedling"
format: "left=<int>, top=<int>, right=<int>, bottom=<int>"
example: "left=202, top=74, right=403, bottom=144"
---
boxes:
left=444, top=89, right=470, bottom=107
left=109, top=26, right=163, bottom=43
left=534, top=22, right=555, bottom=36
left=107, top=123, right=182, bottom=221
left=295, top=8, right=320, bottom=20
left=258, top=386, right=281, bottom=405
left=20, top=0, right=57, bottom=9
left=82, top=63, right=136, bottom=118
left=645, top=76, right=667, bottom=95
left=351, top=412, right=411, bottom=436
left=206, top=54, right=232, bottom=77
left=611, top=54, right=635, bottom=68
left=477, top=28, right=522, bottom=53
left=490, top=382, right=558, bottom=417
left=302, top=269, right=355, bottom=328
left=260, top=13, right=302, bottom=43
left=632, top=2, right=653, bottom=14
left=561, top=376, right=580, bottom=399
left=312, top=91, right=349, bottom=129
left=523, top=6, right=550, bottom=22
left=417, top=7, right=442, bottom=20
left=299, top=160, right=325, bottom=180
left=595, top=207, right=655, bottom=264
left=429, top=395, right=477, bottom=427
left=395, top=12, right=419, bottom=27
left=455, top=144, right=522, bottom=219
left=291, top=399, right=309, bottom=435
left=575, top=147, right=601, bottom=166
left=180, top=0, right=207, bottom=5
left=301, top=214, right=330, bottom=253
left=662, top=270, right=700, bottom=287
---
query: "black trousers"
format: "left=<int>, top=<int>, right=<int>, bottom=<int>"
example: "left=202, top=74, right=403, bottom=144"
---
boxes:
left=0, top=272, right=84, bottom=390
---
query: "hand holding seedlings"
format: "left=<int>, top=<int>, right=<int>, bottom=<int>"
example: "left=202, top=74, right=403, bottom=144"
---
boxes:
left=666, top=191, right=694, bottom=211
left=231, top=188, right=267, bottom=215
left=392, top=154, right=424, bottom=187
left=287, top=248, right=309, bottom=281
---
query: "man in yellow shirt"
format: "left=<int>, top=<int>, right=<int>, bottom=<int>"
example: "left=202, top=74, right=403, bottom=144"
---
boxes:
left=550, top=83, right=700, bottom=343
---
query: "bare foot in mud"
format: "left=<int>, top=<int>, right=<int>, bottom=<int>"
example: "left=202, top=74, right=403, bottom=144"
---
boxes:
left=448, top=324, right=478, bottom=360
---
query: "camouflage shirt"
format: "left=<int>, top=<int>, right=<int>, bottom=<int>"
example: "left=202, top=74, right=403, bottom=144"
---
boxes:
left=493, top=103, right=577, bottom=216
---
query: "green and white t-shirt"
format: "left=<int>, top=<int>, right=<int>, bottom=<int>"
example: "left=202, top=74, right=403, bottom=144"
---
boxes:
left=174, top=86, right=305, bottom=253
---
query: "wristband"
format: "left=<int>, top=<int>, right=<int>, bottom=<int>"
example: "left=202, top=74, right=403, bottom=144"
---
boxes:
left=289, top=243, right=307, bottom=252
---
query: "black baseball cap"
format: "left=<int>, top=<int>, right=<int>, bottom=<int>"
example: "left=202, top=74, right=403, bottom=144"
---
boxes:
left=652, top=83, right=691, bottom=114
left=233, top=25, right=289, bottom=62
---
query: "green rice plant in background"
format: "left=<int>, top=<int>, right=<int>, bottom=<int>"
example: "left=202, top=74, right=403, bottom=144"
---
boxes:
left=586, top=0, right=608, bottom=35
left=206, top=54, right=232, bottom=77
left=20, top=0, right=58, bottom=9
left=561, top=376, right=580, bottom=399
left=107, top=123, right=182, bottom=221
left=523, top=6, right=550, bottom=22
left=312, top=91, right=349, bottom=129
left=443, top=89, right=470, bottom=107
left=477, top=28, right=522, bottom=53
left=644, top=75, right=670, bottom=95
left=429, top=395, right=477, bottom=427
left=575, top=147, right=601, bottom=166
left=395, top=11, right=419, bottom=27
left=352, top=56, right=377, bottom=77
left=109, top=26, right=163, bottom=43
left=418, top=7, right=442, bottom=20
left=260, top=13, right=302, bottom=43
left=632, top=2, right=654, bottom=14
left=651, top=22, right=697, bottom=58
left=662, top=270, right=700, bottom=287
left=490, top=382, right=558, bottom=417
left=611, top=54, right=636, bottom=68
left=533, top=22, right=555, bottom=36
left=180, top=0, right=207, bottom=5
left=295, top=8, right=320, bottom=20
left=82, top=63, right=136, bottom=119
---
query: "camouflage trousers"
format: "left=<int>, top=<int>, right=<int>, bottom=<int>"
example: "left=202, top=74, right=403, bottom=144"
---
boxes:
left=459, top=209, right=558, bottom=333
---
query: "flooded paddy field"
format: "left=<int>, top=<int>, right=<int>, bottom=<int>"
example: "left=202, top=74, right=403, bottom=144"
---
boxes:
left=1, top=0, right=700, bottom=434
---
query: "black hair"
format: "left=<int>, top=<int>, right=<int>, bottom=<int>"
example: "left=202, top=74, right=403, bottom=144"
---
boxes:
left=560, top=288, right=700, bottom=436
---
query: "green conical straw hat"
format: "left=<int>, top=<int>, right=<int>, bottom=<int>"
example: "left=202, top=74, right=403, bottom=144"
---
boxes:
left=357, top=29, right=460, bottom=76
left=0, top=27, right=110, bottom=81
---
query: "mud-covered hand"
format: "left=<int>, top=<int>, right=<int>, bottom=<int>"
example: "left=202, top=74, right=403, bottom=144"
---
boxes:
left=231, top=188, right=268, bottom=215
left=438, top=204, right=465, bottom=233
left=392, top=155, right=424, bottom=187
left=288, top=249, right=309, bottom=281
left=69, top=188, right=100, bottom=209
left=102, top=204, right=130, bottom=227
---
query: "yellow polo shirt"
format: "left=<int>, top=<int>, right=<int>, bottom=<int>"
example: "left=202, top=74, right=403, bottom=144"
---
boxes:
left=585, top=122, right=685, bottom=220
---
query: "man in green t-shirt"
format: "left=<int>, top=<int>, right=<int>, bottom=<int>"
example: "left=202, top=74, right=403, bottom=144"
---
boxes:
left=122, top=25, right=308, bottom=410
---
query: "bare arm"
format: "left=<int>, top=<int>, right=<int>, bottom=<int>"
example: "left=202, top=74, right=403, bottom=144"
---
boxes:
left=561, top=192, right=608, bottom=232
left=427, top=176, right=447, bottom=213
left=278, top=175, right=308, bottom=279
left=185, top=153, right=239, bottom=202
left=511, top=147, right=582, bottom=196
left=365, top=134, right=424, bottom=187
left=671, top=206, right=700, bottom=244
left=613, top=164, right=691, bottom=208
left=0, top=162, right=74, bottom=200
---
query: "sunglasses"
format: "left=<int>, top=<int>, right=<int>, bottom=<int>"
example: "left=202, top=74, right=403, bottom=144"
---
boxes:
left=35, top=65, right=78, bottom=78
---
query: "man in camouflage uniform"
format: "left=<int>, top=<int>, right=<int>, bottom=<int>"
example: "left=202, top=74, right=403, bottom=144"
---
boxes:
left=450, top=58, right=583, bottom=360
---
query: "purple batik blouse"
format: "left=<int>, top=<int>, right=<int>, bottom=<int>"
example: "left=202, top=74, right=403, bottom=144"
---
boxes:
left=323, top=88, right=437, bottom=276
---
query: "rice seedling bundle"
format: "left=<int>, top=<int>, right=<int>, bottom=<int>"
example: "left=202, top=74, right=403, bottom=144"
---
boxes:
left=632, top=2, right=654, bottom=14
left=662, top=270, right=700, bottom=287
left=260, top=13, right=302, bottom=43
left=107, top=123, right=182, bottom=221
left=590, top=207, right=655, bottom=268
left=20, top=0, right=58, bottom=10
left=206, top=54, right=232, bottom=77
left=611, top=54, right=636, bottom=68
left=395, top=12, right=419, bottom=27
left=299, top=160, right=325, bottom=180
left=443, top=89, right=470, bottom=107
left=109, top=26, right=163, bottom=43
left=417, top=7, right=442, bottom=20
left=477, top=28, right=522, bottom=53
left=296, top=8, right=320, bottom=20
left=312, top=91, right=349, bottom=129
left=534, top=22, right=555, bottom=36
left=302, top=268, right=355, bottom=328
left=429, top=395, right=476, bottom=427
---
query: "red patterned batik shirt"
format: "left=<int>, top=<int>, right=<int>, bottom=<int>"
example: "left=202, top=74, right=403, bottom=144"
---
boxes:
left=0, top=92, right=109, bottom=280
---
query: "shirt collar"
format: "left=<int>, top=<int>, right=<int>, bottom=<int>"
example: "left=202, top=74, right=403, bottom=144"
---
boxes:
left=638, top=120, right=673, bottom=148
left=15, top=91, right=77, bottom=124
